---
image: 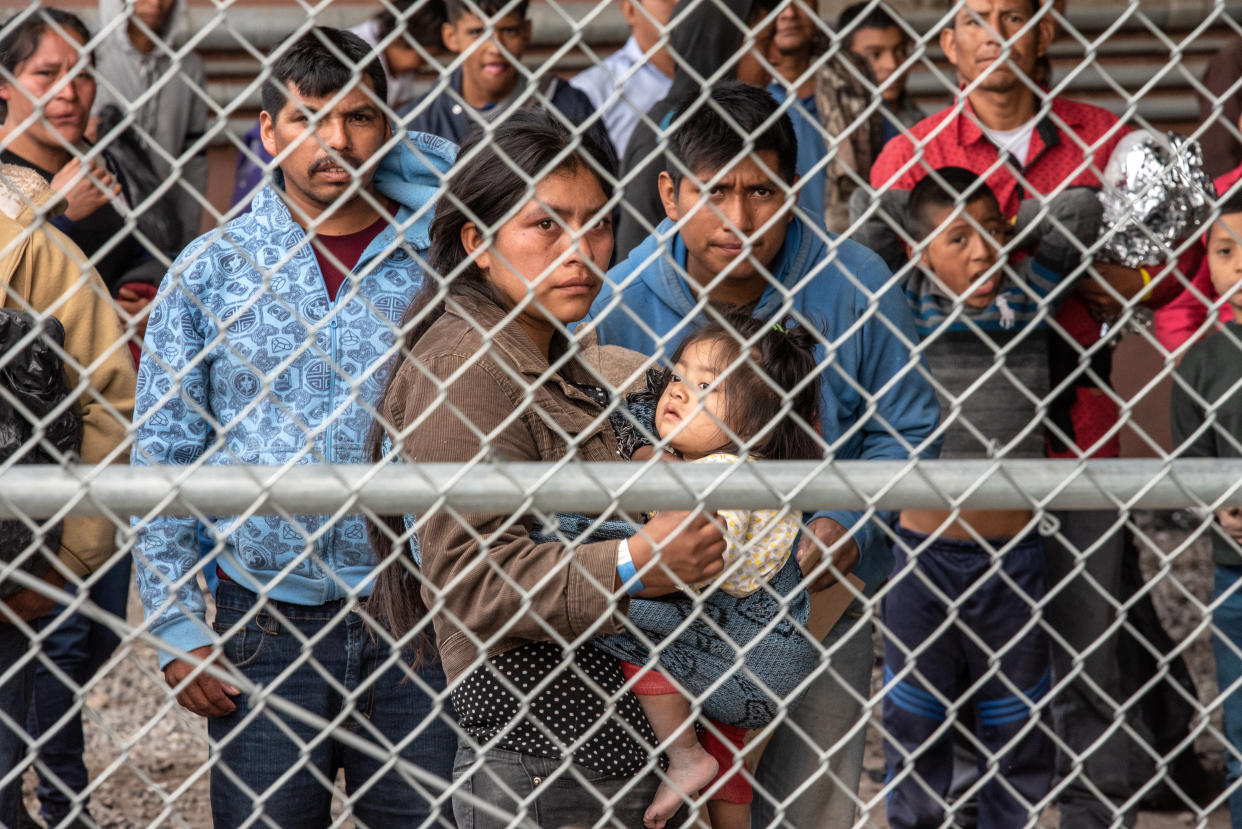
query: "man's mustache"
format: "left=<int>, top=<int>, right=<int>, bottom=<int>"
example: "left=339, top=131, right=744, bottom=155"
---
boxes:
left=309, top=156, right=362, bottom=176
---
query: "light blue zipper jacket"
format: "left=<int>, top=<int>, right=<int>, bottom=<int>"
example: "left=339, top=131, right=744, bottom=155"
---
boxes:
left=581, top=217, right=942, bottom=594
left=131, top=132, right=456, bottom=667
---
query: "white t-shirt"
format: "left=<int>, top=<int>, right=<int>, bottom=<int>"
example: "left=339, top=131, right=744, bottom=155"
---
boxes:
left=984, top=116, right=1039, bottom=166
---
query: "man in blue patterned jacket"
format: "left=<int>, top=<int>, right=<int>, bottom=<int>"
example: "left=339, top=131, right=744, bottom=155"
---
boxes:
left=131, top=28, right=457, bottom=828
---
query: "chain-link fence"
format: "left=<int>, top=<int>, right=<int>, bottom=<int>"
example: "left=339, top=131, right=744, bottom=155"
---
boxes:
left=2, top=0, right=1242, bottom=826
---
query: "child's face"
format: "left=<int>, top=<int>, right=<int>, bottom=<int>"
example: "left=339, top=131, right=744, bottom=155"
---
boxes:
left=1208, top=213, right=1242, bottom=314
left=920, top=196, right=1009, bottom=309
left=849, top=25, right=911, bottom=104
left=656, top=339, right=733, bottom=460
left=442, top=11, right=530, bottom=104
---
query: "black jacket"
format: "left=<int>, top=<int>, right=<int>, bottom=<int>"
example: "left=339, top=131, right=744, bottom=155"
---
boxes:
left=400, top=68, right=614, bottom=164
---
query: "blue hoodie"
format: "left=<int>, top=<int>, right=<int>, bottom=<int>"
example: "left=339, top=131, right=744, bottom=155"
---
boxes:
left=582, top=217, right=941, bottom=593
left=131, top=131, right=457, bottom=666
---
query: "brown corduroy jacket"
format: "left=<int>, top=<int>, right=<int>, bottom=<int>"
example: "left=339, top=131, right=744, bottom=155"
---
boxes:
left=0, top=164, right=137, bottom=579
left=379, top=290, right=644, bottom=682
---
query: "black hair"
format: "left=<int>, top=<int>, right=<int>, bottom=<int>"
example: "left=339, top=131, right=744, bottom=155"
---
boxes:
left=445, top=0, right=530, bottom=23
left=837, top=2, right=908, bottom=49
left=1216, top=187, right=1242, bottom=220
left=0, top=8, right=91, bottom=75
left=658, top=312, right=823, bottom=461
left=748, top=0, right=781, bottom=21
left=666, top=80, right=798, bottom=192
left=906, top=166, right=1000, bottom=241
left=365, top=108, right=616, bottom=649
left=1208, top=189, right=1242, bottom=245
left=374, top=0, right=447, bottom=49
left=261, top=28, right=388, bottom=120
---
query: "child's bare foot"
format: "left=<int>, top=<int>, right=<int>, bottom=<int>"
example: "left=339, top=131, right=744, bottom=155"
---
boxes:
left=643, top=744, right=719, bottom=829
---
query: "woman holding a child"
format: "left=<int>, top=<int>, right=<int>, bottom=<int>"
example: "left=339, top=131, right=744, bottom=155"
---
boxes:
left=367, top=109, right=822, bottom=829
left=367, top=109, right=716, bottom=827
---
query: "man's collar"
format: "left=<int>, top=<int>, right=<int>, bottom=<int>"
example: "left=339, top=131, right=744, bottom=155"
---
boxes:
left=618, top=36, right=644, bottom=63
left=954, top=92, right=1072, bottom=152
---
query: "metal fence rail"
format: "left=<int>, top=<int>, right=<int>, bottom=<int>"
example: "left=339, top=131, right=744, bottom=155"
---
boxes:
left=0, top=460, right=1240, bottom=517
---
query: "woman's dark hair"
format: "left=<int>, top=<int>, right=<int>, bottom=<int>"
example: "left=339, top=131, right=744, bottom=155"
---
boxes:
left=365, top=108, right=617, bottom=650
left=261, top=27, right=388, bottom=118
left=660, top=312, right=824, bottom=462
left=375, top=0, right=447, bottom=49
left=0, top=8, right=92, bottom=75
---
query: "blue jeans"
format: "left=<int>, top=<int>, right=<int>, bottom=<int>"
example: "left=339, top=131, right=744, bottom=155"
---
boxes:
left=25, top=555, right=131, bottom=825
left=0, top=623, right=35, bottom=829
left=206, top=580, right=457, bottom=828
left=1214, top=566, right=1242, bottom=828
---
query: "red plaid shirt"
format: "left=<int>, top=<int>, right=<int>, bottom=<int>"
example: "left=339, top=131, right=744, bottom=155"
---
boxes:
left=870, top=95, right=1184, bottom=458
left=871, top=95, right=1128, bottom=210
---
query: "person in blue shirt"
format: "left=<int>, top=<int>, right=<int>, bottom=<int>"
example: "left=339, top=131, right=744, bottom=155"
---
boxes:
left=131, top=28, right=457, bottom=828
left=581, top=80, right=941, bottom=829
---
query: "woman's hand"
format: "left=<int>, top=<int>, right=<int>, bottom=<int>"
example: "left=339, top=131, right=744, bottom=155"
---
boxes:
left=627, top=510, right=725, bottom=596
left=115, top=285, right=153, bottom=339
left=51, top=157, right=121, bottom=222
left=2, top=569, right=65, bottom=622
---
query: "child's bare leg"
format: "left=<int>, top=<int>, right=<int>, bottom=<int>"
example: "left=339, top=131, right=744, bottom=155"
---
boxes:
left=706, top=799, right=749, bottom=829
left=637, top=690, right=719, bottom=829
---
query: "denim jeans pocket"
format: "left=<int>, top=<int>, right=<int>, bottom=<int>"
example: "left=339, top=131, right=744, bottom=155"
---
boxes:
left=212, top=605, right=279, bottom=669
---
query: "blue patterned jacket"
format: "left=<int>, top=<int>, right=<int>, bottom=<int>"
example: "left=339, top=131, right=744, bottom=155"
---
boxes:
left=131, top=132, right=457, bottom=666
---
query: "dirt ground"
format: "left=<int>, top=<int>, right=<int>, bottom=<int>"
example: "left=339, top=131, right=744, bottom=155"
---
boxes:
left=18, top=511, right=1237, bottom=828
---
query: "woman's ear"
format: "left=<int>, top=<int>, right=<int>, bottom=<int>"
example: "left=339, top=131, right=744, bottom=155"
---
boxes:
left=461, top=222, right=489, bottom=272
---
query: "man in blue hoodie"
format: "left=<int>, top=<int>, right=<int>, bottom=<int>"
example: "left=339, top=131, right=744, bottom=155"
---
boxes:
left=583, top=81, right=940, bottom=828
left=131, top=29, right=457, bottom=828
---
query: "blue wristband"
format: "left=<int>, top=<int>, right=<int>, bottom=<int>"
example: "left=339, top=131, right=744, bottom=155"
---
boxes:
left=616, top=539, right=644, bottom=595
left=617, top=561, right=643, bottom=594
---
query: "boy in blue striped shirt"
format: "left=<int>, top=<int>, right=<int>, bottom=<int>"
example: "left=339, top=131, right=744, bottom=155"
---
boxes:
left=868, top=167, right=1101, bottom=828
